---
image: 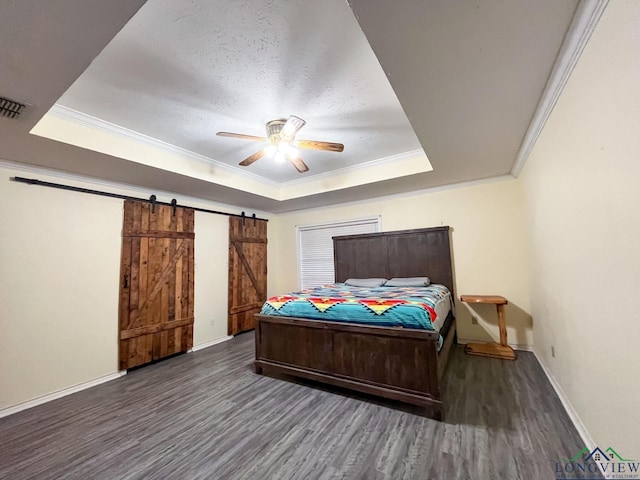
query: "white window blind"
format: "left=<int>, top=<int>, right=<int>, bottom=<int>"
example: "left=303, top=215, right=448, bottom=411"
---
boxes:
left=297, top=216, right=381, bottom=289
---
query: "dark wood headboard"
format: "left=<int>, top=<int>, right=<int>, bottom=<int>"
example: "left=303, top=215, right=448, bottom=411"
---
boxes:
left=333, top=226, right=454, bottom=295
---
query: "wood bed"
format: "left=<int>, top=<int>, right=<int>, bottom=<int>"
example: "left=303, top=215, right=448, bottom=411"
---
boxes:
left=254, top=226, right=456, bottom=420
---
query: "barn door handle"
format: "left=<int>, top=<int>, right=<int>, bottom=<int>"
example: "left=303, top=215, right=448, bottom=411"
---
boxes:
left=124, top=274, right=129, bottom=288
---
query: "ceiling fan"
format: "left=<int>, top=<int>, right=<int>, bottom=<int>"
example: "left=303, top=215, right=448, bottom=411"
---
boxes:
left=216, top=115, right=344, bottom=173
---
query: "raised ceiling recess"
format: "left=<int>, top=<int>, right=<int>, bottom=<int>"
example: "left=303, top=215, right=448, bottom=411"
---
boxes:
left=1, top=0, right=599, bottom=211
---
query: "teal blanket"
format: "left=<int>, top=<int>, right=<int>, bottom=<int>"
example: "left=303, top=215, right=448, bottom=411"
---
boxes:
left=260, top=283, right=451, bottom=331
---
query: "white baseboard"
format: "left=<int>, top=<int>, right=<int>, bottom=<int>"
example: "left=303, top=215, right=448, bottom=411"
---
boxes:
left=0, top=371, right=126, bottom=419
left=532, top=349, right=595, bottom=451
left=0, top=336, right=234, bottom=418
left=191, top=335, right=233, bottom=352
left=456, top=337, right=533, bottom=352
left=458, top=339, right=597, bottom=467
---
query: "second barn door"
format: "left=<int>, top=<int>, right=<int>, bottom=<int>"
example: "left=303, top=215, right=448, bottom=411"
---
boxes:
left=228, top=216, right=267, bottom=335
left=119, top=200, right=195, bottom=370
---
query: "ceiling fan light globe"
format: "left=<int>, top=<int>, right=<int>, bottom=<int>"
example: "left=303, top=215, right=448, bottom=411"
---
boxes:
left=274, top=152, right=286, bottom=163
left=287, top=147, right=299, bottom=159
left=264, top=144, right=277, bottom=157
left=278, top=142, right=290, bottom=154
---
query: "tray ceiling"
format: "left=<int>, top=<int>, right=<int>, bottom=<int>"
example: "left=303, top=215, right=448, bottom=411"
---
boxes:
left=2, top=0, right=593, bottom=212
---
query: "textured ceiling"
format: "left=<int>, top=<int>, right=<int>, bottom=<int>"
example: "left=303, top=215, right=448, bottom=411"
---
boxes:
left=54, top=0, right=423, bottom=183
left=2, top=0, right=584, bottom=213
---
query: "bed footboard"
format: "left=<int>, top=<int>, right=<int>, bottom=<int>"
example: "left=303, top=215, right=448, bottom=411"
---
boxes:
left=254, top=314, right=455, bottom=420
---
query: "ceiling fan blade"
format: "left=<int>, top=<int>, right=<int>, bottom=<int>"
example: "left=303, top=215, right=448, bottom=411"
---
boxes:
left=280, top=115, right=306, bottom=139
left=296, top=139, right=344, bottom=152
left=217, top=132, right=267, bottom=142
left=239, top=149, right=265, bottom=167
left=289, top=155, right=309, bottom=173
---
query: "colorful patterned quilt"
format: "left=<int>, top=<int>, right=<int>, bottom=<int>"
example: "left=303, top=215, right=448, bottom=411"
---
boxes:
left=260, top=283, right=452, bottom=331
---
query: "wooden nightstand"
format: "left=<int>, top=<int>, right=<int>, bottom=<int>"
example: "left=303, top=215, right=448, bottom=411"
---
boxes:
left=460, top=295, right=516, bottom=360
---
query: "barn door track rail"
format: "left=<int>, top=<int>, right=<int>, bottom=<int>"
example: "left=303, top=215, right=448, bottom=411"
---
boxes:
left=11, top=176, right=268, bottom=222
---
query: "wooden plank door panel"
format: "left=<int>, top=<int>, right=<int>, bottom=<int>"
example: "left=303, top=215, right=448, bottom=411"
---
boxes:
left=228, top=216, right=267, bottom=335
left=119, top=201, right=195, bottom=370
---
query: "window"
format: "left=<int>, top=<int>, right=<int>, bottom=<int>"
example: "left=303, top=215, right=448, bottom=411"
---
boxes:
left=297, top=216, right=381, bottom=289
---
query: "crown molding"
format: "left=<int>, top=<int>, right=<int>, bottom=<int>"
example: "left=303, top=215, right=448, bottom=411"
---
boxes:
left=511, top=0, right=609, bottom=177
left=280, top=148, right=428, bottom=187
left=0, top=158, right=272, bottom=217
left=2, top=157, right=514, bottom=217
left=46, top=105, right=428, bottom=195
left=47, top=104, right=281, bottom=189
left=276, top=174, right=515, bottom=215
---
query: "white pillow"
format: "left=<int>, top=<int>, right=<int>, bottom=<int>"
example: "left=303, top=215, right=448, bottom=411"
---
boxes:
left=385, top=277, right=430, bottom=287
left=344, top=278, right=388, bottom=287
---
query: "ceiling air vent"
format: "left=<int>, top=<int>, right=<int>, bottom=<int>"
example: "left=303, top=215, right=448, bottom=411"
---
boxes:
left=0, top=96, right=26, bottom=119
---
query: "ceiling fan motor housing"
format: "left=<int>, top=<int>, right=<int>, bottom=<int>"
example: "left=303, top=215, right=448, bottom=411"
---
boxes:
left=266, top=119, right=287, bottom=142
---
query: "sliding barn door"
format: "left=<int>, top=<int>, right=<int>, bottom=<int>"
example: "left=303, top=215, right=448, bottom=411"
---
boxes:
left=119, top=200, right=195, bottom=370
left=228, top=216, right=267, bottom=335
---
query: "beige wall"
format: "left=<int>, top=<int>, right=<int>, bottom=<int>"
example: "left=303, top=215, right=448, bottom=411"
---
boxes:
left=0, top=162, right=265, bottom=410
left=0, top=165, right=123, bottom=410
left=268, top=177, right=532, bottom=347
left=193, top=212, right=230, bottom=345
left=520, top=1, right=640, bottom=454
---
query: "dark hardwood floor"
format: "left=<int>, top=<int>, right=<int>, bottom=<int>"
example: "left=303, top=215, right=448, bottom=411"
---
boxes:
left=0, top=333, right=591, bottom=479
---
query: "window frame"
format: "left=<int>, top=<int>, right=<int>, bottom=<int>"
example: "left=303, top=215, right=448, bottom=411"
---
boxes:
left=296, top=215, right=382, bottom=289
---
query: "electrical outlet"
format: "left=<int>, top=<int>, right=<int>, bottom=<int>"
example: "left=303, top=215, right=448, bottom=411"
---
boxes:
left=471, top=316, right=478, bottom=325
left=210, top=318, right=215, bottom=326
left=551, top=345, right=555, bottom=358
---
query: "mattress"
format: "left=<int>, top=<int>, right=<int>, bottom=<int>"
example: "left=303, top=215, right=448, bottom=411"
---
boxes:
left=260, top=283, right=452, bottom=332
